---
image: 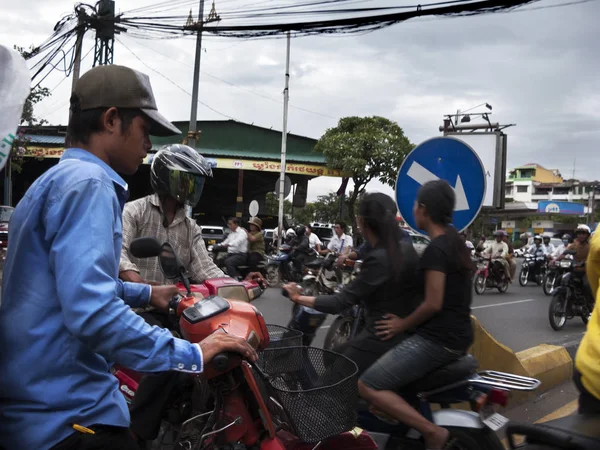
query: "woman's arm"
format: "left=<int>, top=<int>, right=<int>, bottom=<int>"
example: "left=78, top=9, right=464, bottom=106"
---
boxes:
left=284, top=252, right=388, bottom=314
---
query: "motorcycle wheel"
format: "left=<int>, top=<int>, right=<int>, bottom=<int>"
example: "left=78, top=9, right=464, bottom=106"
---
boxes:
left=497, top=278, right=509, bottom=293
left=543, top=274, right=555, bottom=296
left=582, top=306, right=592, bottom=325
left=265, top=264, right=281, bottom=286
left=302, top=280, right=321, bottom=296
left=323, top=315, right=354, bottom=351
left=444, top=426, right=504, bottom=450
left=473, top=274, right=486, bottom=295
left=519, top=267, right=529, bottom=286
left=549, top=291, right=568, bottom=330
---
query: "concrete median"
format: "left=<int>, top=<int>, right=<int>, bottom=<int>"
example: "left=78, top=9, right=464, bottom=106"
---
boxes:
left=468, top=315, right=575, bottom=405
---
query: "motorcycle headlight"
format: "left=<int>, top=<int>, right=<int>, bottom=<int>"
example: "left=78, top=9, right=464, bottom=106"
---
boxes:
left=560, top=260, right=572, bottom=268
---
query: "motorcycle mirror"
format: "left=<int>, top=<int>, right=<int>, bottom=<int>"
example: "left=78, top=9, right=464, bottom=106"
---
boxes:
left=130, top=237, right=162, bottom=259
left=159, top=243, right=192, bottom=295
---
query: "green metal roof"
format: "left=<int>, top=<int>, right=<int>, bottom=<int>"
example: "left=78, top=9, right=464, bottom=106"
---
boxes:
left=151, top=120, right=323, bottom=164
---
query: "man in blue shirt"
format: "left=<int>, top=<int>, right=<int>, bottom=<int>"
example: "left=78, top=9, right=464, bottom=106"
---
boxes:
left=0, top=65, right=257, bottom=450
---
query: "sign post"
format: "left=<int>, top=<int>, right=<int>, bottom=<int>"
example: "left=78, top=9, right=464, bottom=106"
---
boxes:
left=395, top=137, right=486, bottom=233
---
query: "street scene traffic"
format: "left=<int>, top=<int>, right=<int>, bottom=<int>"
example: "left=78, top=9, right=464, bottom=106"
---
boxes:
left=1, top=0, right=599, bottom=449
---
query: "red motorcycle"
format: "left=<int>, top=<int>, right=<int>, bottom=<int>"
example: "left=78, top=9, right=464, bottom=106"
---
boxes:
left=473, top=256, right=510, bottom=295
left=112, top=239, right=265, bottom=406
left=114, top=237, right=378, bottom=450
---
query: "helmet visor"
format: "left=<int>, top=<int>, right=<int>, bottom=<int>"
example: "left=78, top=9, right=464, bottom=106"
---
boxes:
left=169, top=170, right=205, bottom=207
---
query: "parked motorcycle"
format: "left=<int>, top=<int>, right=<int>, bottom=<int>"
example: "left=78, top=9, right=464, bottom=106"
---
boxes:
left=359, top=354, right=541, bottom=450
left=519, top=253, right=546, bottom=286
left=473, top=256, right=510, bottom=295
left=548, top=252, right=594, bottom=330
left=114, top=237, right=379, bottom=450
left=506, top=415, right=600, bottom=449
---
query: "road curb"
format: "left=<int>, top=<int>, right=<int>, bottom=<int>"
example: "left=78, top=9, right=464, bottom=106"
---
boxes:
left=469, top=316, right=579, bottom=406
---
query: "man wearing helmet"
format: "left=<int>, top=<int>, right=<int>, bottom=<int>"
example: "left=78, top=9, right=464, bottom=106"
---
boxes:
left=119, top=144, right=226, bottom=300
left=559, top=225, right=591, bottom=272
left=528, top=235, right=548, bottom=278
left=528, top=235, right=547, bottom=256
left=552, top=234, right=572, bottom=258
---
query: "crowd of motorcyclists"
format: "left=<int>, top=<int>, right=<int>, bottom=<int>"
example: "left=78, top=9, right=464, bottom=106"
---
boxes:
left=0, top=62, right=598, bottom=450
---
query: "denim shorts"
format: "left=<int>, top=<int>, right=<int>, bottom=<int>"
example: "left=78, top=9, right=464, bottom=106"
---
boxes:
left=360, top=333, right=463, bottom=391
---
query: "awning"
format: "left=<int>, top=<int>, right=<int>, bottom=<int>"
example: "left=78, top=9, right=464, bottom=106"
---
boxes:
left=22, top=147, right=344, bottom=177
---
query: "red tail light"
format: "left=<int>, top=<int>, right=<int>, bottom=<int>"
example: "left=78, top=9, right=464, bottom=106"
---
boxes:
left=488, top=388, right=509, bottom=407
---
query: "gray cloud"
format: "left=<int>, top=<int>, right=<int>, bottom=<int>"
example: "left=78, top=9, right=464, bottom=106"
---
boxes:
left=2, top=0, right=599, bottom=199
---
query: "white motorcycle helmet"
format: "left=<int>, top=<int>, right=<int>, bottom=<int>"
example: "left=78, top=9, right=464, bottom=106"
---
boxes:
left=576, top=224, right=591, bottom=235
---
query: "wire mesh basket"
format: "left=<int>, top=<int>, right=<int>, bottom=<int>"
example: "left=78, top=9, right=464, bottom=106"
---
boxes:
left=254, top=346, right=358, bottom=443
left=265, top=324, right=304, bottom=349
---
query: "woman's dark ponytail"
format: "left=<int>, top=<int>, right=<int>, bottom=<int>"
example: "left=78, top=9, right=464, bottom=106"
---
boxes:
left=445, top=224, right=475, bottom=275
left=358, top=193, right=404, bottom=282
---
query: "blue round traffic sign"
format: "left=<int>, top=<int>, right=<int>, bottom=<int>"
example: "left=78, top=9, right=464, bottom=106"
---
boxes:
left=395, top=137, right=486, bottom=233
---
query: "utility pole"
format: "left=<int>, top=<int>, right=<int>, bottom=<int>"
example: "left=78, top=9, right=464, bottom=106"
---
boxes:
left=71, top=7, right=87, bottom=93
left=277, top=32, right=291, bottom=248
left=187, top=0, right=207, bottom=150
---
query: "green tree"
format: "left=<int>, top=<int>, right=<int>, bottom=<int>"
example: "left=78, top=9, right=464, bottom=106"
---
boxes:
left=10, top=46, right=51, bottom=173
left=315, top=116, right=413, bottom=230
left=312, top=191, right=350, bottom=224
left=264, top=192, right=291, bottom=216
left=293, top=203, right=316, bottom=225
left=265, top=192, right=317, bottom=225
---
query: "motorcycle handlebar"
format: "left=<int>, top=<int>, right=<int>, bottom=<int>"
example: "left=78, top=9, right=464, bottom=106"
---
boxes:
left=212, top=352, right=239, bottom=372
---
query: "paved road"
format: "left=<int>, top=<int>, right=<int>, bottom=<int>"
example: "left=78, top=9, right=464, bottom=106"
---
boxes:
left=252, top=259, right=587, bottom=353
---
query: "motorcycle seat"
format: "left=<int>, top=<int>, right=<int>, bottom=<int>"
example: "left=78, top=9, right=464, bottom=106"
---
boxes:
left=409, top=354, right=479, bottom=394
left=304, top=259, right=323, bottom=269
left=506, top=415, right=600, bottom=449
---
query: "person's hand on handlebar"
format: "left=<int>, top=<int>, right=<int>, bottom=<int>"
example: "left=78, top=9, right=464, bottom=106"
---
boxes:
left=199, top=332, right=258, bottom=365
left=149, top=285, right=180, bottom=311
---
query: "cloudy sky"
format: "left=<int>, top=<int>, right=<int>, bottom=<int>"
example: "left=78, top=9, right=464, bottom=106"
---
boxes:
left=2, top=0, right=599, bottom=202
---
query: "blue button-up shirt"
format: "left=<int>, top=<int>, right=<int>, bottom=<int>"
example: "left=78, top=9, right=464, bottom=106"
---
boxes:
left=0, top=149, right=203, bottom=449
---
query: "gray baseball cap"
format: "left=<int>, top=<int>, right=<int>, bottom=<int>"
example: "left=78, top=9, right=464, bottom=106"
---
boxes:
left=72, top=65, right=181, bottom=136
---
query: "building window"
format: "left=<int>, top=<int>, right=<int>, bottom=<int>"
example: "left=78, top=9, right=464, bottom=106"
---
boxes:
left=517, top=186, right=528, bottom=193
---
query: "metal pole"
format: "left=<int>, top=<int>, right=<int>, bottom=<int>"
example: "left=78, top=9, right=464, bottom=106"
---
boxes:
left=277, top=32, right=291, bottom=248
left=71, top=8, right=86, bottom=94
left=187, top=0, right=205, bottom=150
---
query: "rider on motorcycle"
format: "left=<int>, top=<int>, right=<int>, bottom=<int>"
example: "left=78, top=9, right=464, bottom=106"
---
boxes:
left=119, top=144, right=225, bottom=294
left=574, top=227, right=600, bottom=414
left=543, top=235, right=555, bottom=255
left=559, top=225, right=591, bottom=273
left=358, top=180, right=474, bottom=450
left=247, top=217, right=266, bottom=272
left=502, top=232, right=517, bottom=281
left=529, top=235, right=547, bottom=256
left=552, top=234, right=571, bottom=258
left=220, top=217, right=249, bottom=279
left=283, top=193, right=421, bottom=375
left=482, top=230, right=511, bottom=282
left=290, top=224, right=313, bottom=276
left=528, top=235, right=548, bottom=277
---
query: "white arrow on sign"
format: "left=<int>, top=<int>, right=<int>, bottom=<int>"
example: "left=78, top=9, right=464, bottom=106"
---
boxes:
left=406, top=161, right=470, bottom=212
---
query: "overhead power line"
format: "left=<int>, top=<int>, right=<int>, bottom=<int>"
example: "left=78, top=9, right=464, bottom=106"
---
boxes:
left=125, top=36, right=337, bottom=120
